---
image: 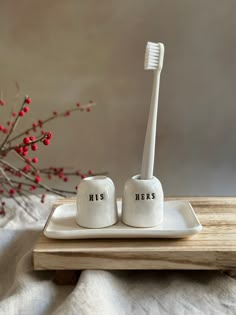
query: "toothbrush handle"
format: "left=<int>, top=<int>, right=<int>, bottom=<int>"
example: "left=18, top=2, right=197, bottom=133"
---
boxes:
left=141, top=70, right=161, bottom=179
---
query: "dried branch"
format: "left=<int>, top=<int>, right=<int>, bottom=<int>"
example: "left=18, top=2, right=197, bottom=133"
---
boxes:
left=0, top=93, right=104, bottom=218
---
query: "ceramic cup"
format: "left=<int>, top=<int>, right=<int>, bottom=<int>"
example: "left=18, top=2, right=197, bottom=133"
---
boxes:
left=76, top=175, right=118, bottom=228
left=121, top=174, right=164, bottom=227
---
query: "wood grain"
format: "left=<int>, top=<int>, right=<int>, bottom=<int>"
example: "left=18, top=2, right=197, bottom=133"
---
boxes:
left=33, top=197, right=236, bottom=270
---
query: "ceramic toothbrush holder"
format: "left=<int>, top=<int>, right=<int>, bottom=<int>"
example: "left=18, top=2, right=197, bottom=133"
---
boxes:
left=121, top=174, right=164, bottom=228
left=76, top=175, right=118, bottom=228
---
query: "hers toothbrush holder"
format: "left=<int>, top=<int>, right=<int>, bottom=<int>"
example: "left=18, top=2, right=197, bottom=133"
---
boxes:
left=121, top=175, right=164, bottom=228
left=76, top=176, right=118, bottom=228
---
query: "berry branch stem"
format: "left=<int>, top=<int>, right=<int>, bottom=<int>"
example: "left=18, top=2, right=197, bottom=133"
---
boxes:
left=11, top=194, right=37, bottom=221
left=0, top=167, right=37, bottom=220
left=2, top=133, right=46, bottom=154
left=7, top=102, right=95, bottom=144
left=40, top=169, right=107, bottom=176
left=13, top=150, right=38, bottom=173
left=0, top=98, right=26, bottom=150
left=0, top=93, right=104, bottom=217
left=0, top=159, right=66, bottom=197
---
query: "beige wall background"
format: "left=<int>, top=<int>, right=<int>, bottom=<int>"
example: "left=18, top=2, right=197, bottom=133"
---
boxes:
left=1, top=0, right=236, bottom=196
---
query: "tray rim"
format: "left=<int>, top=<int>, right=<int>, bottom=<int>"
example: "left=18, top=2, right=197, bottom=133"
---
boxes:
left=44, top=200, right=202, bottom=239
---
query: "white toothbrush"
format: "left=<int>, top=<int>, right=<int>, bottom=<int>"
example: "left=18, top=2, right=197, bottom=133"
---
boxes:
left=141, top=42, right=165, bottom=180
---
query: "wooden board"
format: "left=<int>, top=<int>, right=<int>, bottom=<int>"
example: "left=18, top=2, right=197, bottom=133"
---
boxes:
left=33, top=197, right=236, bottom=271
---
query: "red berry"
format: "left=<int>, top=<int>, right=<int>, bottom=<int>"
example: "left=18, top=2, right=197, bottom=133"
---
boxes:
left=64, top=111, right=70, bottom=117
left=46, top=132, right=52, bottom=139
left=32, top=122, right=37, bottom=131
left=16, top=147, right=23, bottom=154
left=25, top=97, right=31, bottom=104
left=88, top=169, right=93, bottom=175
left=76, top=102, right=80, bottom=107
left=31, top=144, right=38, bottom=151
left=30, top=185, right=36, bottom=191
left=43, top=139, right=50, bottom=145
left=32, top=157, right=38, bottom=163
left=22, top=151, right=28, bottom=156
left=23, top=137, right=30, bottom=144
left=29, top=136, right=36, bottom=141
left=0, top=125, right=4, bottom=131
left=23, top=146, right=29, bottom=152
left=19, top=110, right=25, bottom=117
left=9, top=188, right=15, bottom=195
left=53, top=111, right=58, bottom=116
left=63, top=177, right=68, bottom=182
left=12, top=112, right=16, bottom=117
left=41, top=194, right=46, bottom=203
left=23, top=165, right=30, bottom=172
left=38, top=119, right=43, bottom=128
left=23, top=106, right=30, bottom=113
left=87, top=108, right=91, bottom=112
left=0, top=99, right=6, bottom=106
left=35, top=176, right=41, bottom=183
left=26, top=158, right=31, bottom=162
left=81, top=174, right=85, bottom=179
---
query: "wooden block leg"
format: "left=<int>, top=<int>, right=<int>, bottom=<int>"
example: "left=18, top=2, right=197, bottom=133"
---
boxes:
left=53, top=270, right=80, bottom=285
left=223, top=270, right=236, bottom=279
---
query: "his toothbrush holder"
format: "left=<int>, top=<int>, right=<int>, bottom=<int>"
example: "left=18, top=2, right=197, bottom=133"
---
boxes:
left=76, top=176, right=118, bottom=228
left=121, top=175, right=164, bottom=228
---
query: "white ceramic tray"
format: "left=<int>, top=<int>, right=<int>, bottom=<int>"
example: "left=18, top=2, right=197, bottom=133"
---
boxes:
left=44, top=200, right=202, bottom=239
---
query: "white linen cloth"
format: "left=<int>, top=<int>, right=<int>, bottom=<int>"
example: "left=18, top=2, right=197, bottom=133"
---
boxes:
left=0, top=195, right=236, bottom=315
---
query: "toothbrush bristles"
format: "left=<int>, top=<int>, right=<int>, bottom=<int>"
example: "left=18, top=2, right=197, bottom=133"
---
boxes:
left=144, top=42, right=164, bottom=70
